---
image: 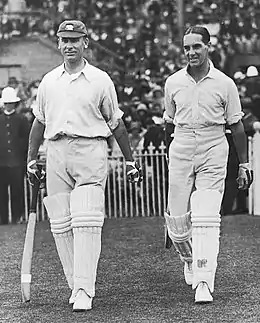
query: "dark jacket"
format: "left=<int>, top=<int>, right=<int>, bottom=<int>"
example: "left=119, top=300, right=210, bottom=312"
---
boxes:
left=143, top=124, right=165, bottom=152
left=0, top=111, right=30, bottom=167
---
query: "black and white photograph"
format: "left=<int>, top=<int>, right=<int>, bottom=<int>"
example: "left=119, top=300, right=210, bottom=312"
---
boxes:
left=0, top=0, right=260, bottom=322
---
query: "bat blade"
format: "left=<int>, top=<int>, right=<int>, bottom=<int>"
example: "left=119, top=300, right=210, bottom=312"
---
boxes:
left=21, top=176, right=40, bottom=303
left=21, top=211, right=37, bottom=302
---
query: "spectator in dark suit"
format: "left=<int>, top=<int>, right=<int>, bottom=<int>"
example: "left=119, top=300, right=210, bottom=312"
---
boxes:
left=143, top=117, right=165, bottom=152
left=143, top=117, right=167, bottom=214
left=0, top=87, right=30, bottom=224
left=221, top=128, right=239, bottom=215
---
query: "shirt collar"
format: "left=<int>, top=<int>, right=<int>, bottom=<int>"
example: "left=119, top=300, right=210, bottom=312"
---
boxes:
left=4, top=109, right=15, bottom=115
left=57, top=59, right=93, bottom=82
left=185, top=60, right=217, bottom=80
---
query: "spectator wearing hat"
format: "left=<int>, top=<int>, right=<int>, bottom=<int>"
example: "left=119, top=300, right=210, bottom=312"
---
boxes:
left=0, top=86, right=30, bottom=224
left=150, top=85, right=164, bottom=116
left=134, top=76, right=151, bottom=102
left=129, top=120, right=146, bottom=152
left=152, top=85, right=163, bottom=99
left=136, top=103, right=149, bottom=128
left=121, top=105, right=133, bottom=132
left=8, top=76, right=27, bottom=102
left=143, top=117, right=167, bottom=215
left=22, top=80, right=41, bottom=126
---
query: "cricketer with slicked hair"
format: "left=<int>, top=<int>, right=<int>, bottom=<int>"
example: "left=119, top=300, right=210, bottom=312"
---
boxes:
left=184, top=25, right=211, bottom=44
left=163, top=25, right=253, bottom=303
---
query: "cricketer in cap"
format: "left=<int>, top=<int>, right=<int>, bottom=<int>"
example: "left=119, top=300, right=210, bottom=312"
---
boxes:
left=56, top=20, right=89, bottom=68
left=27, top=18, right=142, bottom=313
left=57, top=20, right=88, bottom=38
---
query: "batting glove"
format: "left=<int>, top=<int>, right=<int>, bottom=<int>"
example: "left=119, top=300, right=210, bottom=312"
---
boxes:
left=27, top=160, right=46, bottom=188
left=126, top=161, right=143, bottom=183
left=236, top=163, right=253, bottom=190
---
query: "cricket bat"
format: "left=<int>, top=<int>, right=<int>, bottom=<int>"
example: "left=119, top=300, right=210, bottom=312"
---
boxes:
left=21, top=180, right=40, bottom=302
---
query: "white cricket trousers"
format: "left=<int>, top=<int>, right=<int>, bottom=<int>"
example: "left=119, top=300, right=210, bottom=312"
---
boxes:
left=168, top=125, right=229, bottom=217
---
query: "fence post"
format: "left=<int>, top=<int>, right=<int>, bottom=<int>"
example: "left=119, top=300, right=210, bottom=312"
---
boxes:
left=248, top=136, right=253, bottom=215
left=159, top=141, right=167, bottom=213
left=252, top=131, right=260, bottom=215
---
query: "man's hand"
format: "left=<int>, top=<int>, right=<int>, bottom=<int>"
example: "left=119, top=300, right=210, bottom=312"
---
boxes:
left=126, top=161, right=143, bottom=183
left=237, top=163, right=253, bottom=190
left=27, top=160, right=46, bottom=188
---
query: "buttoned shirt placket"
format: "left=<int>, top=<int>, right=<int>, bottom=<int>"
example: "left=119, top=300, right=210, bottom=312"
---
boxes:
left=185, top=73, right=212, bottom=168
left=60, top=72, right=82, bottom=137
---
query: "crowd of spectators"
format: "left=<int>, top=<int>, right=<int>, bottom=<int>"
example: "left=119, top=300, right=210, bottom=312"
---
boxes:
left=1, top=0, right=260, bottom=141
left=1, top=1, right=260, bottom=71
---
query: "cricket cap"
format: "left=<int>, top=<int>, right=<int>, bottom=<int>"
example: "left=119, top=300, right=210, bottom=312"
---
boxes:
left=57, top=20, right=88, bottom=38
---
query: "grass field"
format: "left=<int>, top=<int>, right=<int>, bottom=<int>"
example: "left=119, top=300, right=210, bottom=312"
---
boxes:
left=0, top=214, right=260, bottom=323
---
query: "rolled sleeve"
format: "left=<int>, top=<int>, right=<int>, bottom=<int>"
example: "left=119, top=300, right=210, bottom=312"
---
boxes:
left=164, top=78, right=176, bottom=124
left=225, top=80, right=244, bottom=125
left=100, top=75, right=123, bottom=131
left=33, top=79, right=46, bottom=125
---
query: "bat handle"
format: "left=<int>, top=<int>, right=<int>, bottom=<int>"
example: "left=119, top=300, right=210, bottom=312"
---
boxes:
left=29, top=181, right=40, bottom=213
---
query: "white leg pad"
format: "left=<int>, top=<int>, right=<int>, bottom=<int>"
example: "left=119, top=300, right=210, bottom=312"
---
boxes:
left=164, top=211, right=192, bottom=262
left=191, top=189, right=222, bottom=292
left=43, top=193, right=74, bottom=289
left=70, top=185, right=104, bottom=228
left=70, top=185, right=105, bottom=298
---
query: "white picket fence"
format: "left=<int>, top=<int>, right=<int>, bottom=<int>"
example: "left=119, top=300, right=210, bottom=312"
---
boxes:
left=6, top=133, right=259, bottom=223
left=248, top=131, right=260, bottom=215
left=22, top=142, right=168, bottom=222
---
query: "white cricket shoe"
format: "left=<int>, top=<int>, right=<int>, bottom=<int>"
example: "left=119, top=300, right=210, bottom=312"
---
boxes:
left=184, top=262, right=193, bottom=285
left=195, top=282, right=213, bottom=303
left=73, top=289, right=92, bottom=312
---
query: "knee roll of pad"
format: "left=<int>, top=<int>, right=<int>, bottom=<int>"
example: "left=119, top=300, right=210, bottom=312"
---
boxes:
left=164, top=211, right=192, bottom=262
left=50, top=216, right=72, bottom=234
left=70, top=185, right=105, bottom=228
left=44, top=193, right=72, bottom=233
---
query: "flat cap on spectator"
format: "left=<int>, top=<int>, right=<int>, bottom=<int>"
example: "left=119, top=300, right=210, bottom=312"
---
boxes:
left=137, top=103, right=148, bottom=112
left=57, top=20, right=88, bottom=38
left=152, top=85, right=163, bottom=93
